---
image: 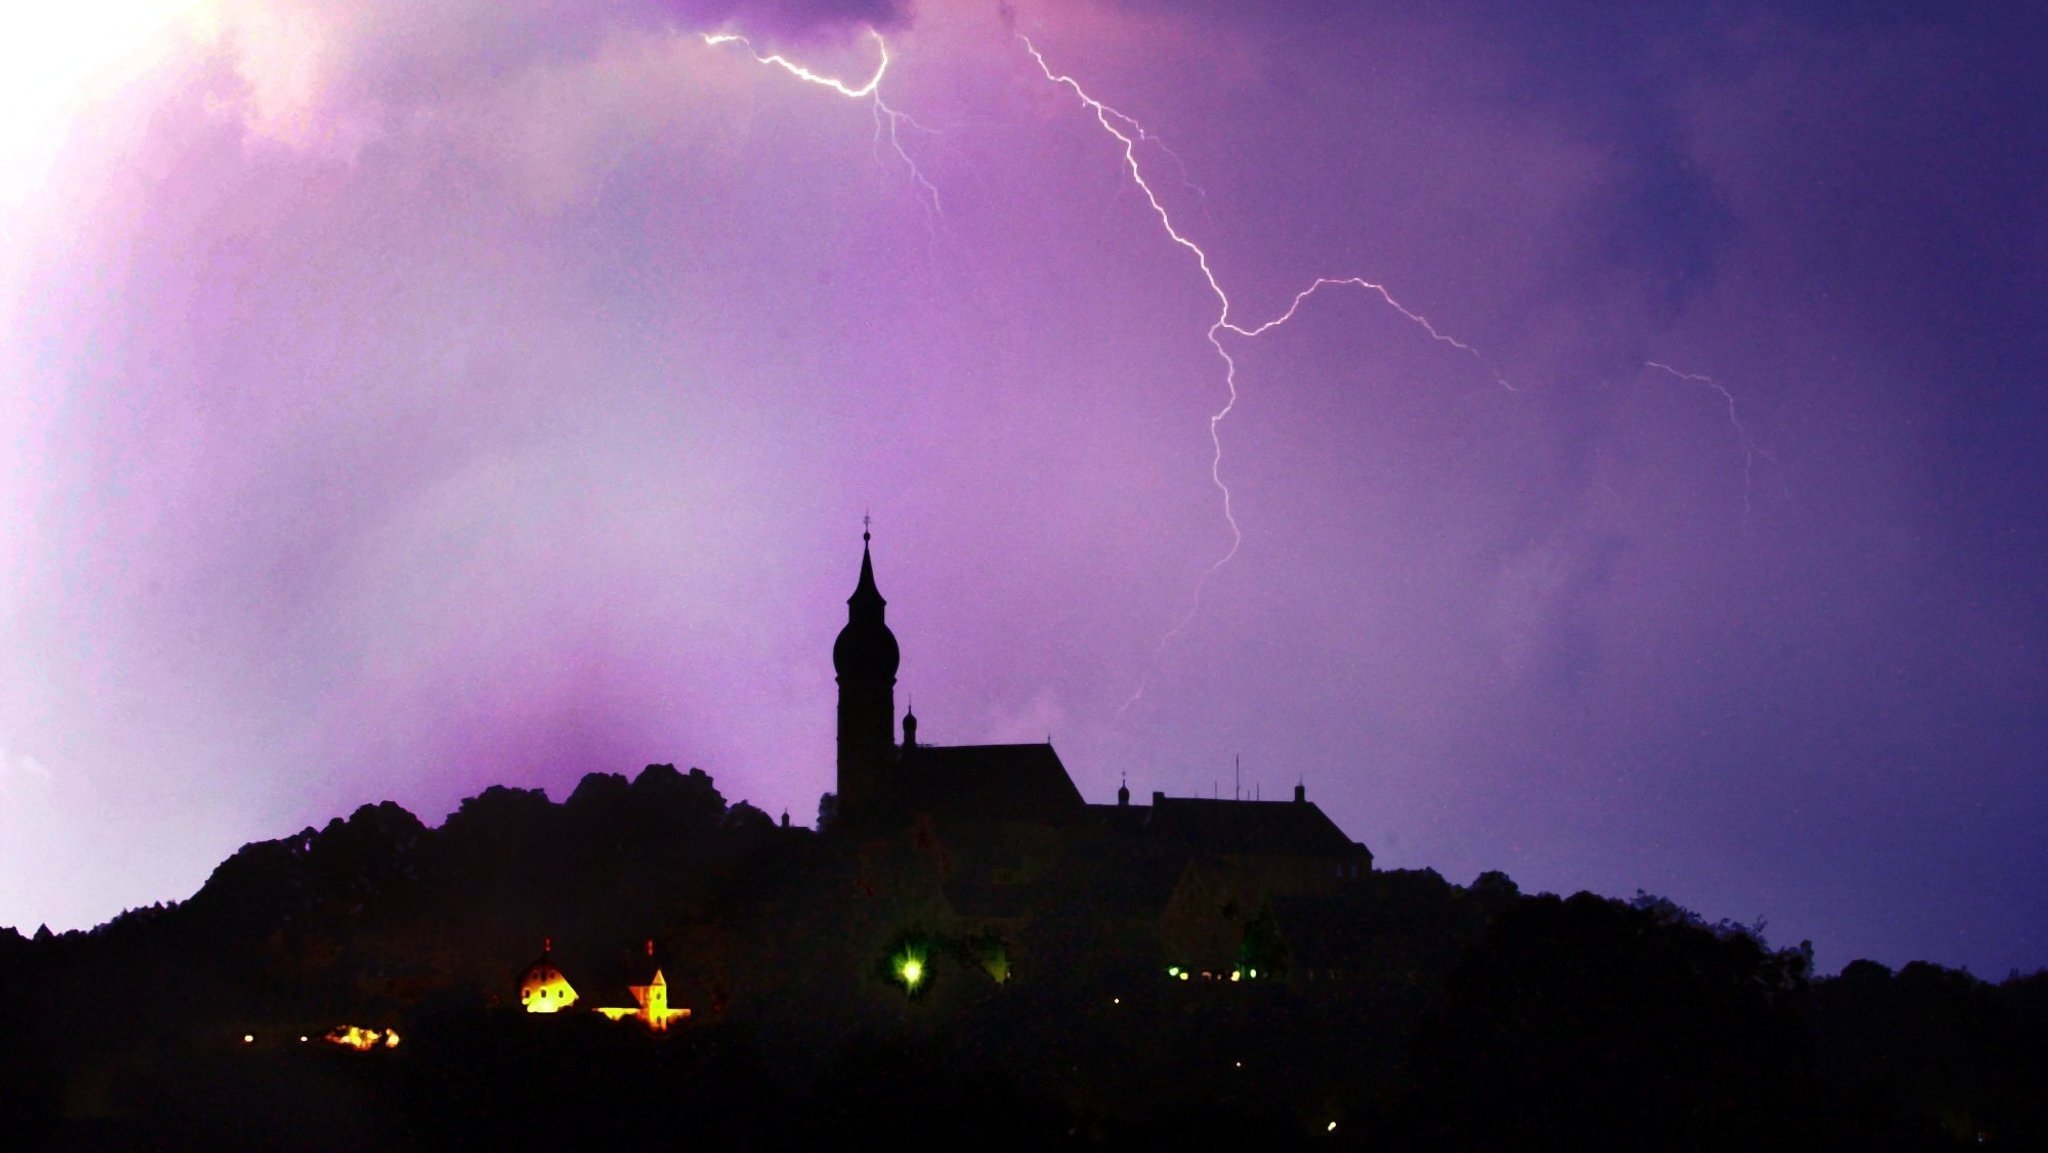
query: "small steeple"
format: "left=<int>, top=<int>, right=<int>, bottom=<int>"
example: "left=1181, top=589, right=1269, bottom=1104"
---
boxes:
left=835, top=523, right=899, bottom=680
left=850, top=551, right=885, bottom=617
left=1117, top=772, right=1130, bottom=807
left=849, top=516, right=885, bottom=617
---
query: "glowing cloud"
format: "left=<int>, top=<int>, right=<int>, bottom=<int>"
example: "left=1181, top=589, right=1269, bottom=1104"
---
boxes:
left=702, top=27, right=940, bottom=222
left=0, top=0, right=206, bottom=207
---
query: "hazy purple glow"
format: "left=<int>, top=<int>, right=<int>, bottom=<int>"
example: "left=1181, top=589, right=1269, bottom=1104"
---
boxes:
left=2, top=1, right=2043, bottom=975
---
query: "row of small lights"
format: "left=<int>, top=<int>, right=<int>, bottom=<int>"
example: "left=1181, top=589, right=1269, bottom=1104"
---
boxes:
left=240, top=1028, right=400, bottom=1049
left=1165, top=965, right=1259, bottom=981
left=895, top=958, right=1264, bottom=992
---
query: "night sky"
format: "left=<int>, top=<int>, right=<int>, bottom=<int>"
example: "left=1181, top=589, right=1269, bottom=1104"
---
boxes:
left=2, top=1, right=2043, bottom=977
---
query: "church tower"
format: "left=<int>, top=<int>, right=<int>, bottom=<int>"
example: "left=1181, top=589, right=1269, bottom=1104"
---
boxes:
left=833, top=528, right=899, bottom=815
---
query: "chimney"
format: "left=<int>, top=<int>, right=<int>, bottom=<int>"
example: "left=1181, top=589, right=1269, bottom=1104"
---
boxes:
left=1293, top=782, right=1306, bottom=804
left=1152, top=791, right=1166, bottom=807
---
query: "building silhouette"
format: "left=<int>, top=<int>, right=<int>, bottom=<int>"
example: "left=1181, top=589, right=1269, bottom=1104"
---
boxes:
left=828, top=530, right=1373, bottom=978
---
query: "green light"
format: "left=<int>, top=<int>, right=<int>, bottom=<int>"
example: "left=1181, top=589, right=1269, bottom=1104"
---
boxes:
left=1168, top=966, right=1180, bottom=977
left=899, top=957, right=924, bottom=988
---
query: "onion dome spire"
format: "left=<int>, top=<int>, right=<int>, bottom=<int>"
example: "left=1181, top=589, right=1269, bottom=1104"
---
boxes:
left=834, top=521, right=899, bottom=680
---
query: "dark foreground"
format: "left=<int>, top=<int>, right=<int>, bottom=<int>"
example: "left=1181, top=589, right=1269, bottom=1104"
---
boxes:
left=8, top=896, right=2045, bottom=1151
left=3, top=770, right=2043, bottom=1150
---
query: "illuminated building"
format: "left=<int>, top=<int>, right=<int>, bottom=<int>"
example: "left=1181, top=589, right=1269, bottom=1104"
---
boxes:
left=516, top=936, right=691, bottom=1029
left=517, top=937, right=578, bottom=1013
left=593, top=939, right=692, bottom=1031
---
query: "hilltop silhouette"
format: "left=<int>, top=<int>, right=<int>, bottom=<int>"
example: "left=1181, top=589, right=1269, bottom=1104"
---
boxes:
left=1, top=761, right=2045, bottom=1149
left=2, top=537, right=2044, bottom=1149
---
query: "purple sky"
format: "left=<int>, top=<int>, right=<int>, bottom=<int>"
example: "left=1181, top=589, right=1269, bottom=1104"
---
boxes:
left=2, top=1, right=2043, bottom=976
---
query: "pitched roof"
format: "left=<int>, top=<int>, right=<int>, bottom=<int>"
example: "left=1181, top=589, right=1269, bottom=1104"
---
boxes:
left=1117, top=796, right=1364, bottom=858
left=893, top=743, right=1088, bottom=826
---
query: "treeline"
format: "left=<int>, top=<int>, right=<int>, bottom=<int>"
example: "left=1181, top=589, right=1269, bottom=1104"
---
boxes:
left=1, top=766, right=2044, bottom=1149
left=0, top=763, right=813, bottom=1148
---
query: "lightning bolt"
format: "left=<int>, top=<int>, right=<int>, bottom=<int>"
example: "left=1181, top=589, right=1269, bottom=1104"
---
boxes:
left=702, top=29, right=943, bottom=227
left=705, top=26, right=1754, bottom=720
left=1643, top=361, right=1774, bottom=531
left=1019, top=37, right=1509, bottom=716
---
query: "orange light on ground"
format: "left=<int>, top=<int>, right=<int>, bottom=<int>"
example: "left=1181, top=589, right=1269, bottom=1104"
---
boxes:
left=323, top=1025, right=399, bottom=1052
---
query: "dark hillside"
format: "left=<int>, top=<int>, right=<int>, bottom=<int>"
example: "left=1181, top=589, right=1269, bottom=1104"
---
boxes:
left=1, top=765, right=2041, bottom=1150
